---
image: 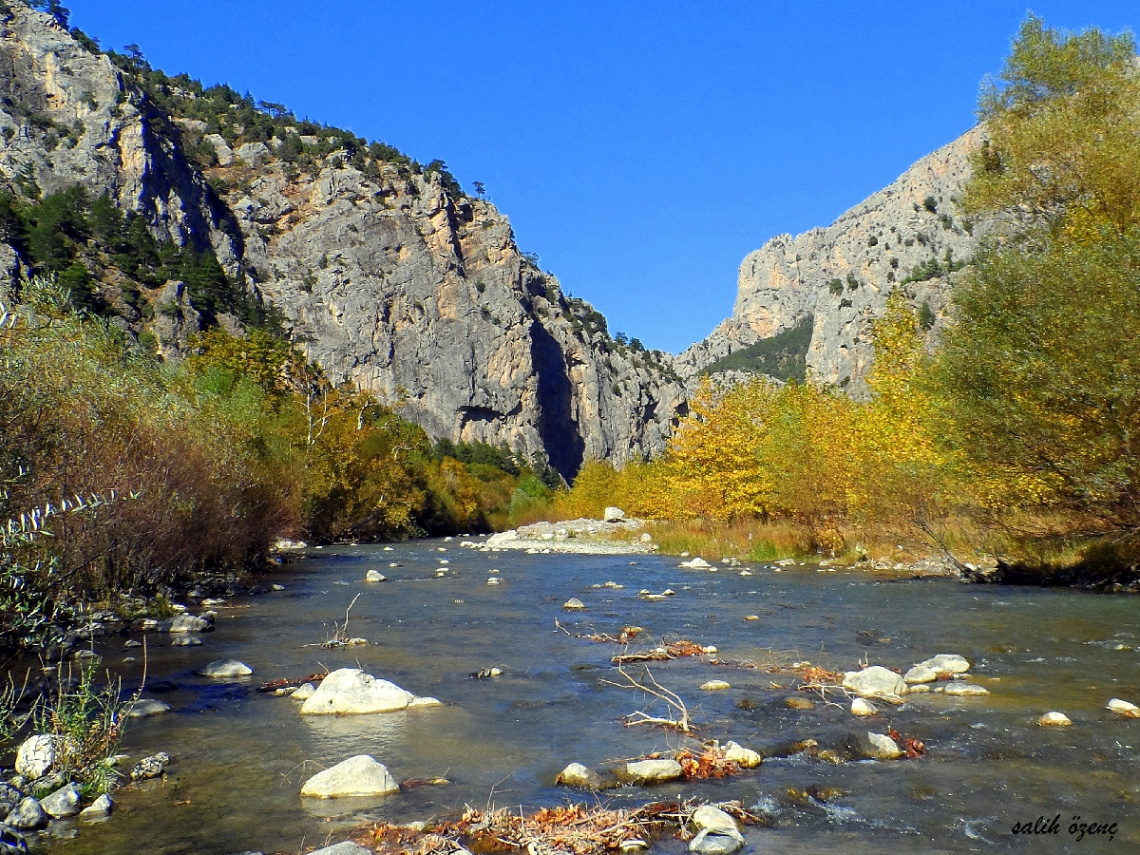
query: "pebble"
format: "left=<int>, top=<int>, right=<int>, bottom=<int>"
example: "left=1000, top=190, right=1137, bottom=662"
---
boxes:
left=1038, top=711, right=1072, bottom=727
left=700, top=680, right=731, bottom=691
left=562, top=598, right=587, bottom=611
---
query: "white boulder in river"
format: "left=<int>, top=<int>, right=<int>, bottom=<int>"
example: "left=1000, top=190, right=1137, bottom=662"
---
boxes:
left=300, top=755, right=400, bottom=798
left=300, top=668, right=440, bottom=715
left=842, top=665, right=906, bottom=700
left=15, top=734, right=57, bottom=778
left=307, top=842, right=374, bottom=855
left=197, top=659, right=253, bottom=678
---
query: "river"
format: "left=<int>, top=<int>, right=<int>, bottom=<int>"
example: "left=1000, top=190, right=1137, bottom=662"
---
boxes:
left=39, top=539, right=1140, bottom=854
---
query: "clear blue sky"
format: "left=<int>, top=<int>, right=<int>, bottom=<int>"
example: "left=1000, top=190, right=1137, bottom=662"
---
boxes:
left=66, top=1, right=1136, bottom=354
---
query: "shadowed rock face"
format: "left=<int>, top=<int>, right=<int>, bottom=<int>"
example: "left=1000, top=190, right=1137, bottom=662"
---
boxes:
left=0, top=5, right=686, bottom=475
left=679, top=128, right=992, bottom=395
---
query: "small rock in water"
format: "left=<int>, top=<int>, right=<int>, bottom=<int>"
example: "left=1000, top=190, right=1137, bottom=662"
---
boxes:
left=691, top=805, right=739, bottom=835
left=365, top=570, right=387, bottom=583
left=689, top=827, right=744, bottom=855
left=6, top=796, right=47, bottom=830
left=701, top=680, right=731, bottom=691
left=486, top=578, right=500, bottom=585
left=171, top=636, right=202, bottom=647
left=562, top=598, right=587, bottom=611
left=197, top=659, right=253, bottom=679
left=556, top=762, right=605, bottom=790
left=78, top=793, right=113, bottom=822
left=130, top=752, right=170, bottom=781
left=621, top=758, right=683, bottom=784
left=851, top=698, right=879, bottom=717
left=722, top=741, right=762, bottom=768
left=679, top=557, right=711, bottom=569
left=1038, top=711, right=1073, bottom=727
left=942, top=682, right=989, bottom=696
left=1107, top=698, right=1140, bottom=718
left=306, top=843, right=373, bottom=855
left=124, top=639, right=142, bottom=649
left=865, top=731, right=903, bottom=761
left=127, top=699, right=171, bottom=718
left=290, top=682, right=317, bottom=701
left=917, top=653, right=970, bottom=674
left=744, top=615, right=760, bottom=621
left=300, top=755, right=399, bottom=798
left=40, top=783, right=81, bottom=818
left=903, top=665, right=939, bottom=684
left=785, top=696, right=815, bottom=710
left=842, top=666, right=906, bottom=701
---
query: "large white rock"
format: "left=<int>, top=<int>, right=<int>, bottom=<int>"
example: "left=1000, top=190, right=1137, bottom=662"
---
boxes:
left=842, top=666, right=906, bottom=700
left=603, top=506, right=626, bottom=522
left=917, top=654, right=970, bottom=674
left=679, top=557, right=712, bottom=569
left=1038, top=711, right=1072, bottom=727
left=300, top=755, right=400, bottom=798
left=15, top=734, right=57, bottom=779
left=300, top=668, right=415, bottom=715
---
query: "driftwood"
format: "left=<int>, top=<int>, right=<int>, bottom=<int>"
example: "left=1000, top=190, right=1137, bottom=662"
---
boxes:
left=601, top=665, right=693, bottom=733
left=358, top=800, right=764, bottom=855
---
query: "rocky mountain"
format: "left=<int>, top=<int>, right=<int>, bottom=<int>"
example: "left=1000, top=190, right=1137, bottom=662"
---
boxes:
left=679, top=128, right=989, bottom=393
left=0, top=3, right=685, bottom=479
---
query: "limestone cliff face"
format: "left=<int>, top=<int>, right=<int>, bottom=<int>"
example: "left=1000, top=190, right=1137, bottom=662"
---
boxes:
left=0, top=4, right=684, bottom=477
left=0, top=6, right=241, bottom=269
left=227, top=158, right=684, bottom=476
left=679, top=129, right=988, bottom=392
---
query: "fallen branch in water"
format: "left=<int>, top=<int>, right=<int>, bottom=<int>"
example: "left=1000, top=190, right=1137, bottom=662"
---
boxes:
left=256, top=672, right=326, bottom=694
left=611, top=638, right=715, bottom=665
left=358, top=799, right=764, bottom=855
left=601, top=664, right=693, bottom=734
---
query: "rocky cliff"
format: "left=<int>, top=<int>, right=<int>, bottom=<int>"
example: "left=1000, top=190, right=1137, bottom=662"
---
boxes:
left=679, top=129, right=989, bottom=393
left=0, top=3, right=684, bottom=478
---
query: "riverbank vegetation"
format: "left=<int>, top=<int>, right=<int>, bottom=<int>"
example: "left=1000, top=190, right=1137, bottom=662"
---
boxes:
left=551, top=17, right=1140, bottom=581
left=0, top=277, right=548, bottom=648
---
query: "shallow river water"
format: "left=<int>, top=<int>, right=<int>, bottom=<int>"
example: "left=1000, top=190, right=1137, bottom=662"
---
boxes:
left=38, top=540, right=1140, bottom=855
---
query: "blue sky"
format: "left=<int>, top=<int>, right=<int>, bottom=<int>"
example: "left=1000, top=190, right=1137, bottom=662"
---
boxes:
left=66, top=2, right=1137, bottom=354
